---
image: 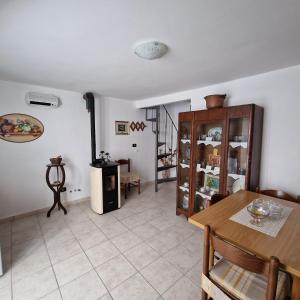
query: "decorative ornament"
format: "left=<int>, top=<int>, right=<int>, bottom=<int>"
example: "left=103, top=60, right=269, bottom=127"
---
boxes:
left=130, top=122, right=136, bottom=131
left=140, top=122, right=146, bottom=131
left=130, top=121, right=147, bottom=132
left=136, top=122, right=141, bottom=131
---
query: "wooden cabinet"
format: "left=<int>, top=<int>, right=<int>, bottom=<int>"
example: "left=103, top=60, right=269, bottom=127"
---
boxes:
left=176, top=104, right=263, bottom=217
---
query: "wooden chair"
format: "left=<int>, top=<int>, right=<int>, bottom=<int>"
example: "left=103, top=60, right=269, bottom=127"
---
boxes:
left=202, top=225, right=289, bottom=300
left=256, top=187, right=300, bottom=204
left=206, top=193, right=227, bottom=208
left=116, top=159, right=140, bottom=199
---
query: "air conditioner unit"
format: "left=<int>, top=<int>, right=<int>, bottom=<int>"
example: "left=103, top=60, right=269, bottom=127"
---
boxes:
left=25, top=92, right=60, bottom=108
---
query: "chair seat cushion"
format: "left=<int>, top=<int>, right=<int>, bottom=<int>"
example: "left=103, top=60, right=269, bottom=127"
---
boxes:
left=120, top=172, right=140, bottom=183
left=209, top=259, right=289, bottom=300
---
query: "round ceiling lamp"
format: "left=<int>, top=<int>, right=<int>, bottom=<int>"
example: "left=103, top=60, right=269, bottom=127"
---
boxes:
left=133, top=41, right=168, bottom=60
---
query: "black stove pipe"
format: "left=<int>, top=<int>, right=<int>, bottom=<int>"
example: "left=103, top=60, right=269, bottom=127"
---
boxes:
left=83, top=92, right=96, bottom=164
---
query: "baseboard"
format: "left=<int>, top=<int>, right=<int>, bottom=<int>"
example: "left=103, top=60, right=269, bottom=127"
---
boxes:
left=0, top=197, right=90, bottom=224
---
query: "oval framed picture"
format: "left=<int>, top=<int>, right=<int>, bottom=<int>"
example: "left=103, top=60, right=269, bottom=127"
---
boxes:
left=0, top=113, right=44, bottom=143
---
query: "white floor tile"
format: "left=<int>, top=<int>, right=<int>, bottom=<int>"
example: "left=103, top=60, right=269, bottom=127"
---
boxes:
left=60, top=270, right=107, bottom=300
left=12, top=226, right=42, bottom=245
left=53, top=252, right=92, bottom=286
left=111, top=231, right=142, bottom=252
left=123, top=242, right=160, bottom=271
left=95, top=254, right=136, bottom=291
left=40, top=289, right=62, bottom=300
left=85, top=240, right=120, bottom=267
left=163, top=244, right=200, bottom=274
left=90, top=213, right=118, bottom=228
left=131, top=223, right=160, bottom=241
left=141, top=257, right=182, bottom=294
left=162, top=276, right=201, bottom=300
left=12, top=243, right=51, bottom=282
left=100, top=221, right=127, bottom=239
left=47, top=238, right=82, bottom=264
left=186, top=260, right=202, bottom=287
left=0, top=285, right=11, bottom=300
left=110, top=273, right=159, bottom=300
left=77, top=229, right=107, bottom=250
left=12, top=266, right=58, bottom=300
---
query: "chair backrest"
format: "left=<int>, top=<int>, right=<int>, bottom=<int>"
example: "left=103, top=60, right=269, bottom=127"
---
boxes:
left=203, top=225, right=279, bottom=300
left=116, top=159, right=131, bottom=172
left=206, top=194, right=227, bottom=208
left=256, top=187, right=300, bottom=203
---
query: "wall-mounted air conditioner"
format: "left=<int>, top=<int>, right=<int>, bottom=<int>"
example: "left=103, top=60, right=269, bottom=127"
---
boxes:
left=25, top=92, right=60, bottom=108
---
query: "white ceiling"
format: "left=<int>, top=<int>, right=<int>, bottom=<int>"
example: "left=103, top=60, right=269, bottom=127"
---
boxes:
left=0, top=0, right=300, bottom=100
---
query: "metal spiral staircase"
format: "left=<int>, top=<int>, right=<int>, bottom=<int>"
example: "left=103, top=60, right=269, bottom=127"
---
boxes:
left=145, top=105, right=178, bottom=192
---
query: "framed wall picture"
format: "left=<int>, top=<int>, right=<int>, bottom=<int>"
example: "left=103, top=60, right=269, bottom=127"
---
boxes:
left=0, top=113, right=44, bottom=143
left=115, top=121, right=129, bottom=135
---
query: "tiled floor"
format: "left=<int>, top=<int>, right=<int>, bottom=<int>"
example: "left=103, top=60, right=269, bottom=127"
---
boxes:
left=0, top=182, right=203, bottom=300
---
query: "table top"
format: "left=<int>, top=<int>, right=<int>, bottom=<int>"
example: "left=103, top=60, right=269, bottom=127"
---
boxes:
left=188, top=190, right=300, bottom=277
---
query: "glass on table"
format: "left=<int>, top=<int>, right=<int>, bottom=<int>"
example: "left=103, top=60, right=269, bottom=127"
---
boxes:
left=247, top=198, right=270, bottom=227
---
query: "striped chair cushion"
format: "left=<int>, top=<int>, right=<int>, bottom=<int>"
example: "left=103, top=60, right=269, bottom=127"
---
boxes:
left=209, top=259, right=289, bottom=300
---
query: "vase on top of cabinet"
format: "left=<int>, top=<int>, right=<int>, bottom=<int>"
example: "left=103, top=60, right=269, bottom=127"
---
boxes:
left=176, top=104, right=263, bottom=218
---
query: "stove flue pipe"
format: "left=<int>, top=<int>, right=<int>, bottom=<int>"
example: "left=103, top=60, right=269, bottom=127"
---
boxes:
left=83, top=92, right=96, bottom=164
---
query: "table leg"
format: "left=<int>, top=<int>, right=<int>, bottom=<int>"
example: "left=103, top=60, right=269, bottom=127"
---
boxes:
left=292, top=275, right=300, bottom=300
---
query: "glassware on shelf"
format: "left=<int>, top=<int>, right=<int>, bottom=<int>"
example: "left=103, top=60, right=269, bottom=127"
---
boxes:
left=182, top=194, right=189, bottom=210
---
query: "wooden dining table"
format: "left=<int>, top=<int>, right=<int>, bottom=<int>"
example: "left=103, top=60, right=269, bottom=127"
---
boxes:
left=188, top=190, right=300, bottom=300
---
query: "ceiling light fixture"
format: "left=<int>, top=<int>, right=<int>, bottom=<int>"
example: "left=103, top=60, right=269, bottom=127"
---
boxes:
left=133, top=41, right=168, bottom=60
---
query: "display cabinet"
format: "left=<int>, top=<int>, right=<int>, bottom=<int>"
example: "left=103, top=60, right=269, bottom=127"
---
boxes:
left=176, top=104, right=263, bottom=217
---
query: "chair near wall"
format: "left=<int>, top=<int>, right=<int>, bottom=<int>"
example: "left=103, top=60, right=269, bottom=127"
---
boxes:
left=116, top=159, right=141, bottom=199
left=202, top=225, right=289, bottom=300
left=256, top=187, right=300, bottom=204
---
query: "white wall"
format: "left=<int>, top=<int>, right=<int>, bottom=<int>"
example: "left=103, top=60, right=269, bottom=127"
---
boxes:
left=99, top=97, right=155, bottom=182
left=135, top=65, right=300, bottom=196
left=0, top=80, right=91, bottom=218
left=0, top=82, right=157, bottom=219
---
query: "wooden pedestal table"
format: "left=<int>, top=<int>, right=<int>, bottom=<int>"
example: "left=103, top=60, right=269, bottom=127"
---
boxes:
left=46, top=163, right=67, bottom=217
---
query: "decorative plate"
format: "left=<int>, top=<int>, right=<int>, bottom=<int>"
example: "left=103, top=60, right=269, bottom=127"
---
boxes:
left=207, top=127, right=222, bottom=141
left=0, top=113, right=44, bottom=143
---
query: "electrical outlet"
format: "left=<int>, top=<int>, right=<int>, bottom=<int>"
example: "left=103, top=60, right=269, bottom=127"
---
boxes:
left=132, top=143, right=138, bottom=152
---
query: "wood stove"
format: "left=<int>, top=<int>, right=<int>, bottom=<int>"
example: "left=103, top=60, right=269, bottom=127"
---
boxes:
left=84, top=93, right=120, bottom=214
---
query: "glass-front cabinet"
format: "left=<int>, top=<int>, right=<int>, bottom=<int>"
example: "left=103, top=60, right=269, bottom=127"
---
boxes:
left=176, top=104, right=263, bottom=218
left=176, top=112, right=192, bottom=215
left=192, top=120, right=225, bottom=213
left=226, top=116, right=250, bottom=194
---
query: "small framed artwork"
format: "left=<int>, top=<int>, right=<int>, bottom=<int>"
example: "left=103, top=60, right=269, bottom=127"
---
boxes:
left=204, top=174, right=219, bottom=192
left=115, top=121, right=129, bottom=135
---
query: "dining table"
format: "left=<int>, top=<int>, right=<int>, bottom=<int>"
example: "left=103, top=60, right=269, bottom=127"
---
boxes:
left=188, top=190, right=300, bottom=300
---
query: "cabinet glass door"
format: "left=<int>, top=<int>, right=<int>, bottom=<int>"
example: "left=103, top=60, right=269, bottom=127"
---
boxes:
left=226, top=117, right=249, bottom=194
left=177, top=121, right=192, bottom=212
left=193, top=121, right=224, bottom=212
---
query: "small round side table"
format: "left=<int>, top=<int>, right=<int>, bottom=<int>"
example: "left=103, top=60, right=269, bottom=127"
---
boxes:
left=46, top=163, right=67, bottom=217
